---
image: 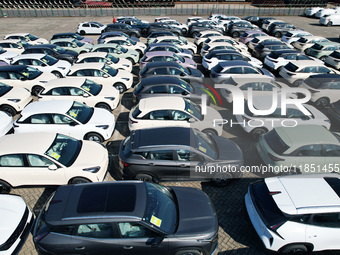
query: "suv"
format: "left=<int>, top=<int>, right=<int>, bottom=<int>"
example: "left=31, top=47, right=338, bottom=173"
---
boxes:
left=118, top=18, right=150, bottom=34
left=245, top=173, right=340, bottom=253
left=146, top=23, right=183, bottom=36
left=267, top=23, right=297, bottom=38
left=189, top=22, right=224, bottom=38
left=34, top=181, right=219, bottom=255
left=305, top=41, right=340, bottom=60
left=104, top=23, right=141, bottom=38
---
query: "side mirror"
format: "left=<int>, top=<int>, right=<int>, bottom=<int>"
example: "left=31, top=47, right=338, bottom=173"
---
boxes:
left=72, top=44, right=77, bottom=48
left=188, top=117, right=196, bottom=123
left=103, top=73, right=109, bottom=78
left=41, top=63, right=47, bottom=67
left=82, top=93, right=89, bottom=98
left=18, top=46, right=23, bottom=49
left=69, top=121, right=78, bottom=126
left=181, top=91, right=189, bottom=95
left=20, top=76, right=28, bottom=81
left=180, top=73, right=185, bottom=77
left=149, top=236, right=164, bottom=248
left=48, top=164, right=57, bottom=171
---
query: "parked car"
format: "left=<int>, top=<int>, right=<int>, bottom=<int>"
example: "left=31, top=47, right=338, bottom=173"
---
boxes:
left=117, top=16, right=149, bottom=24
left=247, top=36, right=282, bottom=53
left=151, top=36, right=197, bottom=54
left=154, top=16, right=171, bottom=22
left=189, top=22, right=224, bottom=38
left=22, top=44, right=78, bottom=64
left=262, top=20, right=285, bottom=32
left=257, top=125, right=340, bottom=173
left=14, top=100, right=115, bottom=142
left=194, top=30, right=223, bottom=47
left=0, top=65, right=55, bottom=95
left=3, top=33, right=48, bottom=45
left=11, top=53, right=71, bottom=78
left=50, top=38, right=93, bottom=54
left=292, top=36, right=329, bottom=52
left=97, top=31, right=140, bottom=44
left=140, top=51, right=197, bottom=69
left=256, top=17, right=275, bottom=28
left=34, top=181, right=219, bottom=255
left=146, top=23, right=183, bottom=36
left=146, top=31, right=177, bottom=44
left=305, top=41, right=340, bottom=60
left=77, top=21, right=106, bottom=35
left=315, top=7, right=340, bottom=18
left=119, top=127, right=243, bottom=184
left=0, top=46, right=18, bottom=64
left=118, top=18, right=150, bottom=34
left=217, top=16, right=241, bottom=27
left=38, top=78, right=120, bottom=111
left=242, top=16, right=261, bottom=25
left=252, top=41, right=291, bottom=60
left=145, top=43, right=193, bottom=59
left=187, top=16, right=204, bottom=26
left=0, top=39, right=30, bottom=54
left=305, top=7, right=324, bottom=17
left=67, top=63, right=133, bottom=93
left=75, top=52, right=132, bottom=72
left=104, top=23, right=141, bottom=38
left=245, top=173, right=340, bottom=253
left=227, top=21, right=259, bottom=38
left=328, top=99, right=340, bottom=124
left=201, top=43, right=248, bottom=57
left=0, top=111, right=13, bottom=138
left=239, top=30, right=268, bottom=45
left=320, top=14, right=340, bottom=26
left=50, top=32, right=93, bottom=45
left=324, top=50, right=340, bottom=70
left=201, top=39, right=248, bottom=56
left=281, top=30, right=313, bottom=44
left=160, top=19, right=189, bottom=34
left=102, top=36, right=146, bottom=56
left=267, top=23, right=298, bottom=38
left=0, top=194, right=34, bottom=255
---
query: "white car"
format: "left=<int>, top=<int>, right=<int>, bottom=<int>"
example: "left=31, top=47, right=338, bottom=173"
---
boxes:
left=201, top=41, right=249, bottom=57
left=217, top=16, right=242, bottom=27
left=0, top=39, right=29, bottom=54
left=38, top=78, right=120, bottom=111
left=75, top=52, right=132, bottom=72
left=279, top=60, right=339, bottom=86
left=245, top=173, right=340, bottom=253
left=0, top=82, right=33, bottom=116
left=154, top=17, right=171, bottom=22
left=0, top=132, right=109, bottom=189
left=50, top=38, right=93, bottom=54
left=262, top=19, right=285, bottom=31
left=194, top=30, right=223, bottom=46
left=208, top=14, right=229, bottom=22
left=15, top=100, right=115, bottom=142
left=315, top=7, right=340, bottom=18
left=281, top=30, right=313, bottom=44
left=0, top=194, right=34, bottom=254
left=3, top=33, right=48, bottom=45
left=102, top=36, right=146, bottom=55
left=292, top=36, right=329, bottom=52
left=0, top=47, right=18, bottom=64
left=11, top=54, right=71, bottom=78
left=129, top=97, right=223, bottom=136
left=0, top=65, right=56, bottom=95
left=67, top=63, right=133, bottom=93
left=151, top=36, right=197, bottom=54
left=324, top=50, right=340, bottom=70
left=320, top=14, right=340, bottom=26
left=77, top=21, right=106, bottom=35
left=235, top=95, right=330, bottom=140
left=0, top=111, right=13, bottom=138
left=187, top=16, right=204, bottom=26
left=202, top=35, right=245, bottom=49
left=305, top=7, right=324, bottom=17
left=160, top=19, right=189, bottom=34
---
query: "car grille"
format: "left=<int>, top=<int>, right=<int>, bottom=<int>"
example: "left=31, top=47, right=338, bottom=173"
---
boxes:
left=0, top=207, right=29, bottom=251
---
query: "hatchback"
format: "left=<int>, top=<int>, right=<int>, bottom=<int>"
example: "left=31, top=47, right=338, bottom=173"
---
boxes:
left=146, top=22, right=182, bottom=36
left=151, top=37, right=197, bottom=54
left=77, top=21, right=106, bottom=35
left=291, top=36, right=329, bottom=52
left=160, top=19, right=188, bottom=34
left=97, top=31, right=140, bottom=44
left=239, top=31, right=267, bottom=45
left=50, top=32, right=93, bottom=45
left=320, top=14, right=340, bottom=26
left=324, top=50, right=340, bottom=70
left=305, top=42, right=340, bottom=60
left=193, top=30, right=223, bottom=47
left=102, top=36, right=146, bottom=56
left=281, top=30, right=312, bottom=44
left=104, top=23, right=141, bottom=38
left=145, top=43, right=193, bottom=59
left=252, top=41, right=291, bottom=60
left=267, top=23, right=297, bottom=38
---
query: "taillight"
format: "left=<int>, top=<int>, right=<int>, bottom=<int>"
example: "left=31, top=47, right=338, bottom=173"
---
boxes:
left=270, top=221, right=285, bottom=231
left=268, top=153, right=285, bottom=161
left=119, top=158, right=130, bottom=167
left=34, top=232, right=49, bottom=242
left=129, top=118, right=138, bottom=124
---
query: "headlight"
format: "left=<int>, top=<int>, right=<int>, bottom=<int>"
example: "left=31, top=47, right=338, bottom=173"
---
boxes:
left=83, top=166, right=100, bottom=173
left=123, top=64, right=130, bottom=67
left=104, top=97, right=115, bottom=101
left=40, top=81, right=48, bottom=84
left=8, top=99, right=21, bottom=102
left=132, top=54, right=137, bottom=57
left=122, top=77, right=130, bottom=81
left=96, top=125, right=109, bottom=129
left=58, top=67, right=66, bottom=70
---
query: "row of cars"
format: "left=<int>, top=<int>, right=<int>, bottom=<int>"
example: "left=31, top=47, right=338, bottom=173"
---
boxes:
left=305, top=6, right=340, bottom=26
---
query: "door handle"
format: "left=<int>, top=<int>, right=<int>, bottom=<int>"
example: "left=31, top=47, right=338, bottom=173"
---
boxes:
left=75, top=247, right=85, bottom=250
left=180, top=164, right=187, bottom=167
left=123, top=246, right=133, bottom=249
left=148, top=163, right=155, bottom=166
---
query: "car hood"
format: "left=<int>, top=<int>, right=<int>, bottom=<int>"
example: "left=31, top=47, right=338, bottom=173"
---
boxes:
left=212, top=135, right=243, bottom=163
left=54, top=60, right=72, bottom=69
left=72, top=140, right=108, bottom=168
left=172, top=186, right=218, bottom=237
left=88, top=108, right=115, bottom=126
left=3, top=86, right=31, bottom=100
left=37, top=72, right=57, bottom=82
left=0, top=195, right=27, bottom=244
left=99, top=85, right=120, bottom=99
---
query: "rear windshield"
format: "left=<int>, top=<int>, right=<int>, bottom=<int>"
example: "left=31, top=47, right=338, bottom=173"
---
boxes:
left=264, top=130, right=290, bottom=155
left=304, top=77, right=323, bottom=89
left=297, top=37, right=308, bottom=43
left=212, top=64, right=223, bottom=74
left=284, top=62, right=298, bottom=72
left=268, top=52, right=279, bottom=59
left=252, top=38, right=260, bottom=43
left=285, top=32, right=293, bottom=38
left=330, top=51, right=340, bottom=59
left=311, top=43, right=323, bottom=50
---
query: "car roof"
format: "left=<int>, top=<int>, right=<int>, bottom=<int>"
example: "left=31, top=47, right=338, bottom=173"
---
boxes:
left=144, top=61, right=183, bottom=68
left=92, top=43, right=119, bottom=49
left=244, top=31, right=267, bottom=35
left=25, top=44, right=56, bottom=49
left=76, top=52, right=107, bottom=59
left=139, top=76, right=181, bottom=86
left=219, top=60, right=253, bottom=68
left=43, top=77, right=86, bottom=88
left=145, top=51, right=174, bottom=57
left=209, top=49, right=242, bottom=56
left=229, top=75, right=273, bottom=85
left=285, top=30, right=310, bottom=34
left=51, top=38, right=77, bottom=43
left=70, top=62, right=105, bottom=71
left=271, top=49, right=298, bottom=55
left=44, top=181, right=147, bottom=225
left=308, top=74, right=340, bottom=81
left=0, top=65, right=28, bottom=72
left=12, top=53, right=47, bottom=60
left=4, top=33, right=29, bottom=37
left=138, top=96, right=185, bottom=112
left=20, top=100, right=74, bottom=116
left=53, top=32, right=78, bottom=36
left=148, top=43, right=180, bottom=48
left=286, top=60, right=325, bottom=68
left=314, top=41, right=340, bottom=46
left=264, top=173, right=340, bottom=214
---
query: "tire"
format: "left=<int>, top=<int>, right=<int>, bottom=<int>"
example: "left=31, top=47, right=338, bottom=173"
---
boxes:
left=182, top=28, right=187, bottom=34
left=32, top=86, right=43, bottom=96
left=136, top=49, right=143, bottom=57
left=274, top=31, right=282, bottom=38
left=1, top=105, right=16, bottom=116
left=314, top=97, right=330, bottom=108
left=292, top=80, right=303, bottom=87
left=130, top=32, right=137, bottom=38
left=319, top=56, right=327, bottom=61
left=114, top=82, right=127, bottom=93
left=52, top=71, right=62, bottom=78
left=175, top=250, right=202, bottom=255
left=202, top=129, right=218, bottom=136
left=327, top=21, right=333, bottom=27
left=232, top=31, right=240, bottom=38
left=211, top=172, right=233, bottom=187
left=280, top=244, right=308, bottom=254
left=135, top=174, right=154, bottom=182
left=79, top=30, right=85, bottom=35
left=250, top=128, right=267, bottom=141
left=84, top=132, right=104, bottom=143
left=70, top=177, right=91, bottom=184
left=189, top=49, right=195, bottom=55
left=95, top=102, right=112, bottom=111
left=0, top=180, right=11, bottom=194
left=127, top=57, right=135, bottom=65
left=192, top=31, right=199, bottom=38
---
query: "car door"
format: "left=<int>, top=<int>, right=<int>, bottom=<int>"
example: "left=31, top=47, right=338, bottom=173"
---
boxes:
left=144, top=150, right=177, bottom=180
left=291, top=144, right=326, bottom=172
left=170, top=110, right=191, bottom=128
left=323, top=144, right=340, bottom=171
left=175, top=149, right=206, bottom=180
left=145, top=110, right=172, bottom=128
left=117, top=222, right=170, bottom=255
left=51, top=114, right=84, bottom=140
left=305, top=213, right=340, bottom=251
left=16, top=113, right=54, bottom=134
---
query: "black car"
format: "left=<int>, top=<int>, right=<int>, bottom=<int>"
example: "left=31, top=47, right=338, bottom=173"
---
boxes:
left=146, top=43, right=193, bottom=59
left=33, top=181, right=219, bottom=255
left=242, top=16, right=261, bottom=25
left=22, top=44, right=78, bottom=64
left=50, top=33, right=91, bottom=43
left=146, top=23, right=182, bottom=36
left=118, top=18, right=150, bottom=34
left=267, top=23, right=298, bottom=38
left=227, top=22, right=259, bottom=38
left=119, top=127, right=243, bottom=185
left=97, top=31, right=139, bottom=44
left=104, top=23, right=141, bottom=38
left=133, top=76, right=210, bottom=104
left=139, top=62, right=203, bottom=83
left=256, top=17, right=275, bottom=28
left=189, top=22, right=224, bottom=37
left=253, top=41, right=291, bottom=60
left=328, top=99, right=340, bottom=124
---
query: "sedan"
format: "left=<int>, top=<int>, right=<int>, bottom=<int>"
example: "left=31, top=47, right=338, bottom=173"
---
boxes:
left=50, top=38, right=93, bottom=54
left=139, top=51, right=197, bottom=69
left=0, top=132, right=108, bottom=192
left=50, top=33, right=93, bottom=44
left=3, top=33, right=48, bottom=45
left=15, top=100, right=115, bottom=142
left=91, top=44, right=139, bottom=65
left=145, top=43, right=194, bottom=59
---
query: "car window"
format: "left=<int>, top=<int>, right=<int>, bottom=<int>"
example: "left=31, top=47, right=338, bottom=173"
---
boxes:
left=301, top=66, right=317, bottom=73
left=329, top=82, right=340, bottom=89
left=296, top=144, right=323, bottom=156
left=27, top=154, right=54, bottom=167
left=219, top=54, right=232, bottom=61
left=72, top=69, right=93, bottom=76
left=77, top=223, right=114, bottom=238
left=153, top=67, right=168, bottom=75
left=8, top=72, right=23, bottom=80
left=0, top=154, right=25, bottom=167
left=147, top=85, right=167, bottom=94
left=286, top=108, right=305, bottom=118
left=149, top=150, right=173, bottom=160
left=318, top=66, right=331, bottom=74
left=284, top=54, right=297, bottom=60
left=30, top=114, right=52, bottom=124
left=148, top=110, right=170, bottom=120
left=171, top=110, right=191, bottom=120
left=224, top=67, right=243, bottom=74
left=118, top=222, right=152, bottom=238
left=324, top=144, right=340, bottom=156
left=0, top=72, right=8, bottom=79
left=244, top=67, right=259, bottom=74
left=150, top=56, right=164, bottom=62
left=52, top=114, right=74, bottom=124
left=70, top=87, right=85, bottom=96
left=51, top=87, right=70, bottom=95
left=15, top=59, right=31, bottom=65
left=82, top=23, right=90, bottom=27
left=169, top=85, right=185, bottom=94
left=176, top=149, right=204, bottom=161
left=311, top=213, right=340, bottom=228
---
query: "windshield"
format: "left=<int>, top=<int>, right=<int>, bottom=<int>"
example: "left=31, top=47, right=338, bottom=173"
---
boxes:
left=20, top=66, right=42, bottom=80
left=179, top=79, right=192, bottom=92
left=74, top=34, right=83, bottom=40
left=184, top=98, right=203, bottom=120
left=53, top=45, right=66, bottom=54
left=102, top=64, right=118, bottom=77
left=41, top=55, right=58, bottom=66
left=66, top=101, right=93, bottom=124
left=144, top=183, right=177, bottom=234
left=330, top=51, right=340, bottom=59
left=174, top=54, right=184, bottom=63
left=127, top=38, right=137, bottom=45
left=193, top=129, right=217, bottom=159
left=44, top=134, right=82, bottom=167
left=106, top=53, right=119, bottom=64
left=81, top=79, right=102, bottom=96
left=26, top=34, right=38, bottom=41
left=0, top=83, right=12, bottom=96
left=74, top=40, right=84, bottom=47
left=116, top=45, right=128, bottom=53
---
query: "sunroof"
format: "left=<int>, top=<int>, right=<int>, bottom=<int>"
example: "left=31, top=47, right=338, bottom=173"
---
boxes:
left=324, top=177, right=340, bottom=198
left=77, top=184, right=136, bottom=214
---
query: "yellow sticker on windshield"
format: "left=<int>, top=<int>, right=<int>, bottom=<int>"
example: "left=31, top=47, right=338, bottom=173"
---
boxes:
left=70, top=112, right=77, bottom=117
left=150, top=215, right=162, bottom=227
left=199, top=146, right=206, bottom=153
left=83, top=86, right=90, bottom=91
left=187, top=109, right=193, bottom=114
left=51, top=152, right=60, bottom=160
left=22, top=72, right=28, bottom=76
left=42, top=58, right=47, bottom=62
left=181, top=84, right=186, bottom=88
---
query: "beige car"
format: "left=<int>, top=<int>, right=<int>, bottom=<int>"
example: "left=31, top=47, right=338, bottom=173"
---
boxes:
left=193, top=30, right=223, bottom=46
left=0, top=132, right=108, bottom=192
left=324, top=50, right=340, bottom=70
left=292, top=36, right=329, bottom=52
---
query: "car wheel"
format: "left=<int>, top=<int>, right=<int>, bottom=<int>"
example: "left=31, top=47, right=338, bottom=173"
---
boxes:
left=95, top=102, right=111, bottom=111
left=130, top=32, right=137, bottom=38
left=250, top=128, right=267, bottom=141
left=314, top=97, right=330, bottom=108
left=192, top=31, right=199, bottom=38
left=135, top=174, right=154, bottom=182
left=1, top=105, right=16, bottom=116
left=32, top=86, right=43, bottom=96
left=181, top=28, right=187, bottom=34
left=126, top=57, right=135, bottom=65
left=0, top=180, right=11, bottom=194
left=136, top=49, right=143, bottom=58
left=84, top=132, right=104, bottom=143
left=274, top=31, right=282, bottom=38
left=114, top=82, right=127, bottom=93
left=292, top=80, right=303, bottom=87
left=280, top=244, right=308, bottom=254
left=189, top=49, right=195, bottom=55
left=320, top=56, right=327, bottom=61
left=70, top=177, right=91, bottom=184
left=175, top=250, right=202, bottom=255
left=327, top=21, right=333, bottom=27
left=52, top=71, right=62, bottom=78
left=79, top=30, right=86, bottom=35
left=232, top=31, right=240, bottom=38
left=202, top=129, right=218, bottom=136
left=211, top=172, right=233, bottom=187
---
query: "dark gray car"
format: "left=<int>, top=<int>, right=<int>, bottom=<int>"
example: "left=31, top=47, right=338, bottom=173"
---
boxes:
left=268, top=23, right=298, bottom=38
left=253, top=41, right=291, bottom=60
left=146, top=23, right=183, bottom=36
left=33, top=181, right=219, bottom=255
left=146, top=43, right=193, bottom=59
left=103, top=23, right=141, bottom=38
